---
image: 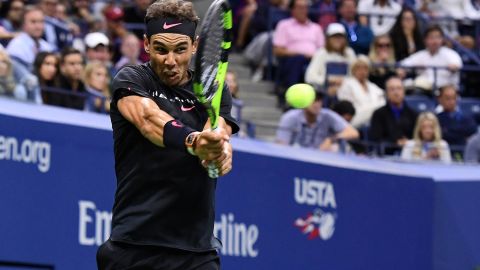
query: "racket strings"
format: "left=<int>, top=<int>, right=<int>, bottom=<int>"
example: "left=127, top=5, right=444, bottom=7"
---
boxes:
left=199, top=9, right=225, bottom=99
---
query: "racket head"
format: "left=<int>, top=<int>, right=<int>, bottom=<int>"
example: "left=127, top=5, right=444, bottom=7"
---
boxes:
left=193, top=0, right=232, bottom=129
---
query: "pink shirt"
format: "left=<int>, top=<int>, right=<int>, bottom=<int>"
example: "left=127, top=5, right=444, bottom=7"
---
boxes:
left=273, top=18, right=325, bottom=56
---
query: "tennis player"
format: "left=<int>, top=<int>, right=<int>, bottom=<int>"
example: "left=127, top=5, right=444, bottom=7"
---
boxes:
left=96, top=0, right=239, bottom=269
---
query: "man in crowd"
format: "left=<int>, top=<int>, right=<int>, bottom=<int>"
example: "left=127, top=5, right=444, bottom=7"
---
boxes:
left=338, top=0, right=374, bottom=55
left=369, top=76, right=418, bottom=155
left=276, top=91, right=359, bottom=151
left=358, top=0, right=401, bottom=36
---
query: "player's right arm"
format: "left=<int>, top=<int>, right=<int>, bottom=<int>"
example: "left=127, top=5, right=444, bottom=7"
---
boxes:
left=117, top=95, right=225, bottom=161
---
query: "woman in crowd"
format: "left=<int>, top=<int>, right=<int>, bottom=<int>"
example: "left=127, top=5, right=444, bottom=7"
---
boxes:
left=337, top=55, right=385, bottom=128
left=368, top=35, right=396, bottom=89
left=389, top=7, right=424, bottom=62
left=401, top=112, right=451, bottom=163
left=33, top=52, right=60, bottom=104
left=0, top=49, right=19, bottom=97
left=305, top=23, right=356, bottom=97
left=83, top=61, right=111, bottom=113
left=114, top=33, right=142, bottom=70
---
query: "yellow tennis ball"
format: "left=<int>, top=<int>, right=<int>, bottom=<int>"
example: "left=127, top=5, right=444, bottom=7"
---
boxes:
left=285, top=83, right=316, bottom=109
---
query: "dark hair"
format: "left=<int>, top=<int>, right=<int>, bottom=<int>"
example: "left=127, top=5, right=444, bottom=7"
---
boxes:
left=389, top=7, right=424, bottom=61
left=423, top=24, right=444, bottom=39
left=60, top=47, right=83, bottom=64
left=145, top=0, right=199, bottom=24
left=338, top=0, right=357, bottom=9
left=332, top=100, right=356, bottom=116
left=437, top=84, right=457, bottom=97
left=33, top=52, right=59, bottom=85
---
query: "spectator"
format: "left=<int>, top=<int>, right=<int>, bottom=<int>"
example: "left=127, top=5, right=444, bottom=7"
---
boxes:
left=273, top=0, right=325, bottom=101
left=114, top=33, right=142, bottom=71
left=123, top=0, right=151, bottom=40
left=401, top=111, right=452, bottom=163
left=369, top=76, right=418, bottom=155
left=358, top=0, right=401, bottom=36
left=0, top=0, right=24, bottom=44
left=368, top=35, right=396, bottom=89
left=39, top=0, right=74, bottom=51
left=0, top=49, right=20, bottom=97
left=84, top=32, right=116, bottom=76
left=436, top=85, right=477, bottom=148
left=332, top=100, right=356, bottom=123
left=235, top=0, right=259, bottom=49
left=464, top=0, right=480, bottom=20
left=276, top=91, right=359, bottom=151
left=338, top=0, right=374, bottom=55
left=84, top=61, right=110, bottom=113
left=305, top=23, right=356, bottom=97
left=103, top=5, right=128, bottom=63
left=68, top=0, right=96, bottom=37
left=226, top=71, right=243, bottom=122
left=389, top=7, right=424, bottom=62
left=33, top=51, right=59, bottom=103
left=399, top=25, right=462, bottom=92
left=337, top=56, right=385, bottom=128
left=313, top=0, right=337, bottom=31
left=46, top=47, right=86, bottom=110
left=464, top=132, right=480, bottom=163
left=6, top=6, right=54, bottom=82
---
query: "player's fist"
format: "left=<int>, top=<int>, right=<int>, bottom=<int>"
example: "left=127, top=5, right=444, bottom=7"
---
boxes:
left=194, top=128, right=229, bottom=161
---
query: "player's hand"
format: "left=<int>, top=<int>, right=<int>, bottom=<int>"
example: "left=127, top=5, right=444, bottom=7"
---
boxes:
left=194, top=128, right=229, bottom=161
left=202, top=141, right=233, bottom=176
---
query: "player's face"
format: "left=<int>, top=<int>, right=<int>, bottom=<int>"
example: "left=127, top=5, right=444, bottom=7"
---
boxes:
left=145, top=33, right=197, bottom=87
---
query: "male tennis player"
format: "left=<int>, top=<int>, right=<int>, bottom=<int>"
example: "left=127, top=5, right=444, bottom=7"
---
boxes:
left=96, top=0, right=239, bottom=269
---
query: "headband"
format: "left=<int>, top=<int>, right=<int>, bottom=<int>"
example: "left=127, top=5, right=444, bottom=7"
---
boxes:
left=146, top=17, right=197, bottom=40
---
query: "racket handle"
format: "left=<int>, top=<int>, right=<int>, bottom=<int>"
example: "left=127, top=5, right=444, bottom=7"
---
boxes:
left=208, top=127, right=220, bottom=178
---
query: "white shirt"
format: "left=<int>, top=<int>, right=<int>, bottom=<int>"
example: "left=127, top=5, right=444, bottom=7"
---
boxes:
left=401, top=47, right=463, bottom=89
left=401, top=140, right=452, bottom=163
left=6, top=32, right=53, bottom=67
left=337, top=77, right=386, bottom=128
left=464, top=0, right=480, bottom=19
left=358, top=0, right=401, bottom=36
left=305, top=47, right=357, bottom=86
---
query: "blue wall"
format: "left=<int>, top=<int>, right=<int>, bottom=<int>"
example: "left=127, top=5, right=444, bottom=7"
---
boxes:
left=0, top=98, right=478, bottom=270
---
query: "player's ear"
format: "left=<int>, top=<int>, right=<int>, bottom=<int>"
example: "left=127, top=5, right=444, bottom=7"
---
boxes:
left=192, top=35, right=199, bottom=54
left=144, top=34, right=150, bottom=53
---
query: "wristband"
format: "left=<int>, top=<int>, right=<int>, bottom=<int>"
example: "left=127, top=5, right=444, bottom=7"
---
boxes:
left=163, top=120, right=196, bottom=152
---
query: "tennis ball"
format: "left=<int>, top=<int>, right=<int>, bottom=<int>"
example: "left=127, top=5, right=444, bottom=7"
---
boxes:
left=285, top=83, right=316, bottom=109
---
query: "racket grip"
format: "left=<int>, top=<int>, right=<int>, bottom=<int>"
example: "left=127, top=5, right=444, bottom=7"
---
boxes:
left=207, top=127, right=220, bottom=178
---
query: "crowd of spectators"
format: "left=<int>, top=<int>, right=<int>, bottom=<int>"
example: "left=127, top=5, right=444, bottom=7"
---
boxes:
left=233, top=0, right=480, bottom=162
left=0, top=0, right=150, bottom=113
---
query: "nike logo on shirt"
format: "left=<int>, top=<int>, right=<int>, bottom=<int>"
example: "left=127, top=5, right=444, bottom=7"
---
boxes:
left=163, top=22, right=182, bottom=29
left=181, top=105, right=195, bottom=112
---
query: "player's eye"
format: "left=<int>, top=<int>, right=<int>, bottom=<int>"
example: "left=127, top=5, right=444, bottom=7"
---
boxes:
left=154, top=47, right=168, bottom=54
left=175, top=47, right=186, bottom=53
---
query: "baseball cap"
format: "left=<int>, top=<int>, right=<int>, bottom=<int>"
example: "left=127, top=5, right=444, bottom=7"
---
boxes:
left=84, top=32, right=110, bottom=48
left=326, top=23, right=346, bottom=36
left=104, top=6, right=124, bottom=21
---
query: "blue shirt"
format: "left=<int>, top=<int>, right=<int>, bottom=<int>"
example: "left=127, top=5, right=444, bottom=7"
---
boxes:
left=6, top=33, right=53, bottom=69
left=340, top=20, right=374, bottom=55
left=437, top=110, right=477, bottom=146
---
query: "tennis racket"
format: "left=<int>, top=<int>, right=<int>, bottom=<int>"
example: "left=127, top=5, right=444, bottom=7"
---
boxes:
left=193, top=0, right=232, bottom=178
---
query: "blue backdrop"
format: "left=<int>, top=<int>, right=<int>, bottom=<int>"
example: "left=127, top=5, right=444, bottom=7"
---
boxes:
left=0, top=98, right=479, bottom=270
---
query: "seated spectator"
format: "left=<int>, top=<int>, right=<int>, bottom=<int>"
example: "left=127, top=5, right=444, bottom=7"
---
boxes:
left=115, top=33, right=142, bottom=71
left=6, top=6, right=54, bottom=82
left=0, top=0, right=24, bottom=45
left=235, top=0, right=259, bottom=49
left=401, top=112, right=452, bottom=163
left=369, top=76, right=418, bottom=155
left=436, top=85, right=477, bottom=148
left=276, top=91, right=359, bottom=151
left=389, top=7, right=424, bottom=62
left=0, top=49, right=21, bottom=98
left=332, top=100, right=356, bottom=123
left=337, top=56, right=385, bottom=128
left=358, top=0, right=401, bottom=36
left=464, top=0, right=480, bottom=19
left=273, top=0, right=325, bottom=103
left=313, top=0, right=337, bottom=31
left=84, top=32, right=116, bottom=76
left=68, top=0, right=96, bottom=37
left=39, top=0, right=74, bottom=51
left=399, top=25, right=462, bottom=92
left=368, top=34, right=396, bottom=89
left=123, top=0, right=151, bottom=40
left=305, top=23, right=356, bottom=96
left=226, top=71, right=243, bottom=122
left=84, top=61, right=110, bottom=113
left=338, top=0, right=374, bottom=55
left=416, top=0, right=459, bottom=38
left=45, top=47, right=86, bottom=110
left=33, top=51, right=59, bottom=103
left=103, top=5, right=128, bottom=64
left=464, top=131, right=480, bottom=163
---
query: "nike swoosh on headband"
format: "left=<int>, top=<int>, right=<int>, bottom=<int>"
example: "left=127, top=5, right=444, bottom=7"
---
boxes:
left=163, top=22, right=182, bottom=29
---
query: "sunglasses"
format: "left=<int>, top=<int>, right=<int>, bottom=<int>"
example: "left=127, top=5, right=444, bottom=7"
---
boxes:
left=376, top=43, right=391, bottom=48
